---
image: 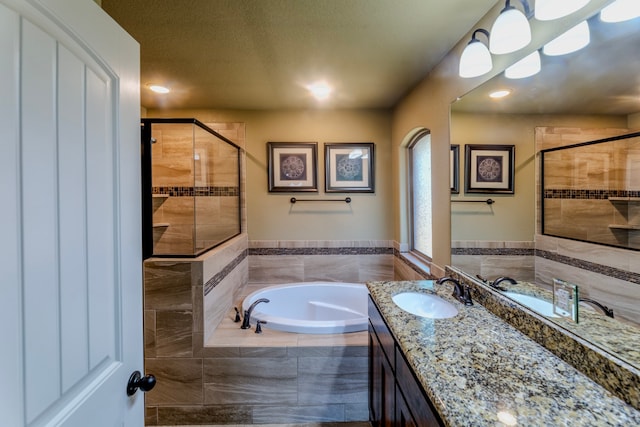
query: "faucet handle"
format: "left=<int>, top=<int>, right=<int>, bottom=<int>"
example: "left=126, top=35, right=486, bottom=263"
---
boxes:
left=255, top=320, right=267, bottom=334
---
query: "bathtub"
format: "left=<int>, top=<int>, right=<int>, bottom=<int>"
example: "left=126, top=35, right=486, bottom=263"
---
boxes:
left=241, top=282, right=369, bottom=334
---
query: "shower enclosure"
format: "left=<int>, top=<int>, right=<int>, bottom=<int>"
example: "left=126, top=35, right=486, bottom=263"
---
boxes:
left=141, top=118, right=242, bottom=258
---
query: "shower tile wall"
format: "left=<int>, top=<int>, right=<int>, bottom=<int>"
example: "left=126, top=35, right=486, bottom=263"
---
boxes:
left=151, top=122, right=245, bottom=255
left=534, top=127, right=640, bottom=326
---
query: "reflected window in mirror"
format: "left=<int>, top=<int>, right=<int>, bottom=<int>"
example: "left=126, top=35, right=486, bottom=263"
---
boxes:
left=409, top=130, right=432, bottom=259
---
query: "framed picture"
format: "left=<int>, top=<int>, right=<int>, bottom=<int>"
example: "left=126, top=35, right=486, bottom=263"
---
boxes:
left=450, top=145, right=459, bottom=194
left=325, top=143, right=375, bottom=193
left=267, top=142, right=318, bottom=192
left=464, top=144, right=514, bottom=194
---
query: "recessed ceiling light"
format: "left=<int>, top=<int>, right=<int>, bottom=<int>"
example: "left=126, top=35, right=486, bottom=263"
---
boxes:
left=149, top=85, right=170, bottom=94
left=307, top=82, right=332, bottom=101
left=489, top=90, right=511, bottom=99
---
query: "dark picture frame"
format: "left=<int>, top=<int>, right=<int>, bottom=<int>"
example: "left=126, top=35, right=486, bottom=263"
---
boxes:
left=325, top=143, right=375, bottom=193
left=450, top=145, right=460, bottom=194
left=464, top=144, right=514, bottom=194
left=267, top=142, right=318, bottom=192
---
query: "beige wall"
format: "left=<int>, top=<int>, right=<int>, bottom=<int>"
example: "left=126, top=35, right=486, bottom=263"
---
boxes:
left=450, top=112, right=627, bottom=242
left=391, top=0, right=612, bottom=269
left=147, top=108, right=394, bottom=241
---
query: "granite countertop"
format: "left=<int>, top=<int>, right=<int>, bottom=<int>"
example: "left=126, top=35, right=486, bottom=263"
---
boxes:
left=367, top=280, right=640, bottom=427
left=491, top=280, right=640, bottom=367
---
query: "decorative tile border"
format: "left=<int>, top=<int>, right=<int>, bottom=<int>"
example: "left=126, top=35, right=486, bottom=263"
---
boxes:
left=543, top=189, right=640, bottom=199
left=536, top=249, right=640, bottom=285
left=452, top=247, right=534, bottom=256
left=450, top=247, right=640, bottom=284
left=204, top=249, right=248, bottom=295
left=153, top=186, right=239, bottom=197
left=249, top=247, right=393, bottom=256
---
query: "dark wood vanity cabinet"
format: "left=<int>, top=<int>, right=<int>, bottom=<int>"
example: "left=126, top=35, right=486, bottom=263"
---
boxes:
left=368, top=296, right=444, bottom=427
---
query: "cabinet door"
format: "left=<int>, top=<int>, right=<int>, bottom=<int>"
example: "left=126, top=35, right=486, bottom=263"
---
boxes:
left=395, top=347, right=443, bottom=426
left=369, top=324, right=395, bottom=427
left=395, top=384, right=418, bottom=427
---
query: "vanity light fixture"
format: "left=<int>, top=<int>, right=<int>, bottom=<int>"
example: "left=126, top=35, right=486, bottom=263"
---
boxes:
left=505, top=50, right=541, bottom=79
left=458, top=29, right=492, bottom=78
left=149, top=85, right=170, bottom=94
left=307, top=81, right=332, bottom=101
left=543, top=20, right=590, bottom=56
left=600, top=0, right=640, bottom=23
left=489, top=0, right=532, bottom=55
left=534, top=0, right=590, bottom=21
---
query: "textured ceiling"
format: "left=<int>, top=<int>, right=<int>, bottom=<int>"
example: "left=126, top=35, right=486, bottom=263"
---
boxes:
left=101, top=0, right=497, bottom=110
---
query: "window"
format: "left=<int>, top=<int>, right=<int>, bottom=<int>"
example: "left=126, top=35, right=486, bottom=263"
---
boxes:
left=409, top=131, right=432, bottom=259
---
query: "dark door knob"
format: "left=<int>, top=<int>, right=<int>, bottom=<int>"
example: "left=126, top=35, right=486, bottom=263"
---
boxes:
left=126, top=370, right=156, bottom=396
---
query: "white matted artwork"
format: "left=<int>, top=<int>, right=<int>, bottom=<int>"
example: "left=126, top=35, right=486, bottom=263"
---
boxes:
left=267, top=142, right=318, bottom=192
left=325, top=143, right=375, bottom=193
left=464, top=144, right=514, bottom=194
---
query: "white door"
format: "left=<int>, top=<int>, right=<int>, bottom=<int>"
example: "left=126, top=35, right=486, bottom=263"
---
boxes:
left=0, top=0, right=143, bottom=426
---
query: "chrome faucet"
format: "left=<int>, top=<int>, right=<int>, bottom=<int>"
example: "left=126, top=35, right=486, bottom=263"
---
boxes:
left=241, top=298, right=270, bottom=329
left=491, top=276, right=517, bottom=291
left=436, top=277, right=473, bottom=306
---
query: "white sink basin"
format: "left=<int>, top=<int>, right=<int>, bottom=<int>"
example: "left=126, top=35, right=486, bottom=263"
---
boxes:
left=503, top=292, right=569, bottom=318
left=392, top=292, right=458, bottom=319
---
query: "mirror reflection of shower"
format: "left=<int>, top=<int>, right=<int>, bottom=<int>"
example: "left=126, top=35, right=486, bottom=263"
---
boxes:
left=141, top=118, right=242, bottom=258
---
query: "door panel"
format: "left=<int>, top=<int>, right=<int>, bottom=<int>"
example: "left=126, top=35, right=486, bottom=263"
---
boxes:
left=0, top=0, right=142, bottom=425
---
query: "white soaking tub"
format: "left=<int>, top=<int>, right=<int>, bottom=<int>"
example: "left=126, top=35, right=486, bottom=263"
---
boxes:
left=241, top=282, right=369, bottom=334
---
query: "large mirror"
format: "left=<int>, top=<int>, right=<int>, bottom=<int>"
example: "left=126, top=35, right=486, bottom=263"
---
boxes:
left=450, top=5, right=640, bottom=371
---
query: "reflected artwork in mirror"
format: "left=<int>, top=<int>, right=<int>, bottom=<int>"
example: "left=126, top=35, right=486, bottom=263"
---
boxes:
left=449, top=3, right=640, bottom=378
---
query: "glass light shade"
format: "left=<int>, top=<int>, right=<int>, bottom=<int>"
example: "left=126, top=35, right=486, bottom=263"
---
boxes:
left=534, top=0, right=590, bottom=21
left=543, top=21, right=590, bottom=56
left=600, top=0, right=640, bottom=23
left=505, top=50, right=541, bottom=79
left=490, top=7, right=532, bottom=54
left=459, top=40, right=493, bottom=78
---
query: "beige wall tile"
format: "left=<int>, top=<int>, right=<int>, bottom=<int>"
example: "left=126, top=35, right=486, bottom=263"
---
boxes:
left=248, top=255, right=305, bottom=284
left=145, top=358, right=203, bottom=405
left=303, top=255, right=360, bottom=282
left=358, top=254, right=394, bottom=282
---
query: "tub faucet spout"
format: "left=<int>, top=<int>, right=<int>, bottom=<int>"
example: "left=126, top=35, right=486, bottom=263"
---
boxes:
left=241, top=298, right=270, bottom=329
